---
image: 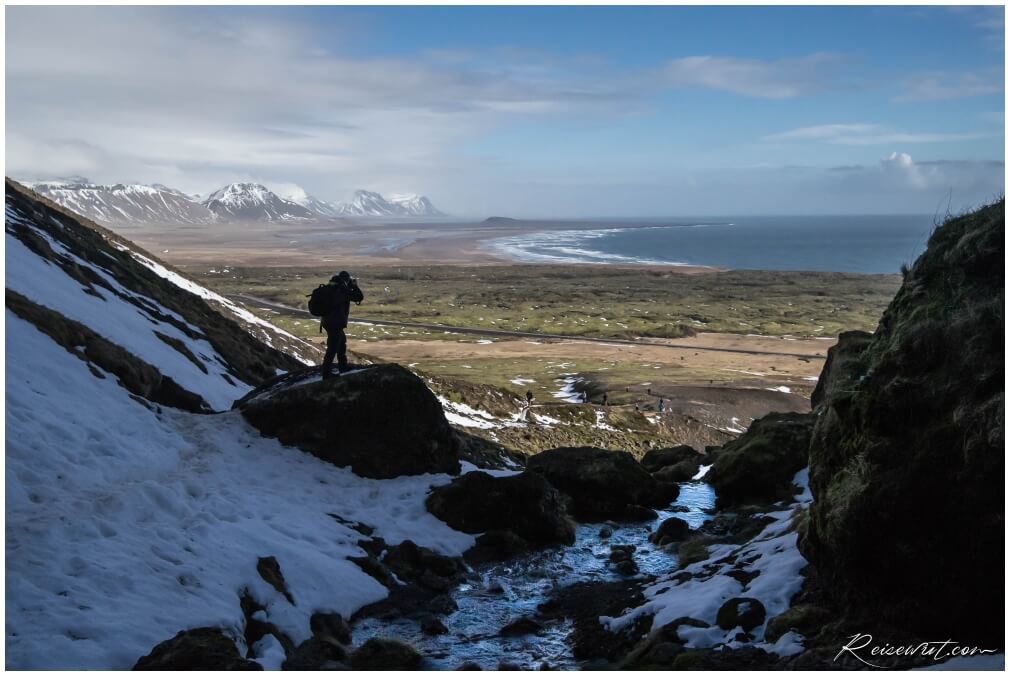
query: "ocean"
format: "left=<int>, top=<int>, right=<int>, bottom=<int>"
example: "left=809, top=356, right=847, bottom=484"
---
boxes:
left=485, top=214, right=936, bottom=274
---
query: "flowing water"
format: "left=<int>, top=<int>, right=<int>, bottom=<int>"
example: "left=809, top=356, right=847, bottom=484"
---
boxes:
left=351, top=481, right=717, bottom=670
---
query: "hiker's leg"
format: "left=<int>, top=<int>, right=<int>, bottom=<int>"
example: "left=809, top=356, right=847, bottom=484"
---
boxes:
left=336, top=328, right=349, bottom=371
left=321, top=325, right=338, bottom=376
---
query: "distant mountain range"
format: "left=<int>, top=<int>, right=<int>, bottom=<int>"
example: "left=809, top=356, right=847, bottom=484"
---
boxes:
left=23, top=178, right=444, bottom=226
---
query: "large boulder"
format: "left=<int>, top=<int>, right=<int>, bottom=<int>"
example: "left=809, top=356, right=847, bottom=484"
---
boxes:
left=526, top=447, right=679, bottom=520
left=800, top=201, right=1003, bottom=643
left=133, top=627, right=261, bottom=670
left=641, top=445, right=699, bottom=472
left=235, top=364, right=460, bottom=478
left=705, top=412, right=814, bottom=506
left=426, top=471, right=575, bottom=546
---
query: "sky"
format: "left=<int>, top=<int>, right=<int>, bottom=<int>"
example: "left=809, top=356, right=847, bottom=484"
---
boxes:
left=5, top=5, right=1005, bottom=217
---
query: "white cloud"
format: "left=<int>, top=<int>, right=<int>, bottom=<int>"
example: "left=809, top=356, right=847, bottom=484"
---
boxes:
left=659, top=53, right=847, bottom=99
left=895, top=69, right=1004, bottom=102
left=4, top=7, right=627, bottom=202
left=764, top=123, right=988, bottom=146
left=4, top=7, right=1004, bottom=217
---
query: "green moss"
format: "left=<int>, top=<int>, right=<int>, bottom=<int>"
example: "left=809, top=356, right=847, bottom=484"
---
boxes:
left=676, top=539, right=712, bottom=567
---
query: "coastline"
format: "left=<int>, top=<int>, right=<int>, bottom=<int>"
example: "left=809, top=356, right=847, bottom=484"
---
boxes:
left=120, top=218, right=722, bottom=271
left=119, top=214, right=927, bottom=274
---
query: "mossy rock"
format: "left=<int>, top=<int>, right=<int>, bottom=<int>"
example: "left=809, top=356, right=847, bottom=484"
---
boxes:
left=801, top=200, right=1004, bottom=643
left=133, top=628, right=261, bottom=670
left=676, top=538, right=713, bottom=567
left=764, top=603, right=832, bottom=643
left=706, top=412, right=814, bottom=507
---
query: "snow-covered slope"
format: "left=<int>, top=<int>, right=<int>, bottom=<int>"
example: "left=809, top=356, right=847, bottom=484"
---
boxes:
left=4, top=178, right=473, bottom=668
left=335, top=189, right=444, bottom=218
left=201, top=183, right=314, bottom=222
left=26, top=179, right=214, bottom=226
left=5, top=312, right=473, bottom=669
left=388, top=193, right=443, bottom=217
left=279, top=186, right=343, bottom=218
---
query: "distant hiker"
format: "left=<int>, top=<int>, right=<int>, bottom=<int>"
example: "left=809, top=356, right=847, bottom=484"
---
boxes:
left=602, top=393, right=608, bottom=406
left=308, top=271, right=364, bottom=378
left=526, top=390, right=534, bottom=405
left=658, top=398, right=665, bottom=413
left=582, top=391, right=589, bottom=403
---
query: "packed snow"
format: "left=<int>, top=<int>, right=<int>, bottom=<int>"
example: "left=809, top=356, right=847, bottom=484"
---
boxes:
left=123, top=248, right=314, bottom=364
left=553, top=376, right=585, bottom=403
left=5, top=312, right=474, bottom=669
left=5, top=225, right=248, bottom=410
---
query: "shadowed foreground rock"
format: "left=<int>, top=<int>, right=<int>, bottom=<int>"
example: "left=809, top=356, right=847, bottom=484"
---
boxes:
left=705, top=412, right=814, bottom=507
left=801, top=200, right=1004, bottom=643
left=526, top=446, right=679, bottom=520
left=235, top=364, right=460, bottom=478
left=133, top=628, right=261, bottom=670
left=426, top=471, right=575, bottom=547
left=350, top=637, right=423, bottom=670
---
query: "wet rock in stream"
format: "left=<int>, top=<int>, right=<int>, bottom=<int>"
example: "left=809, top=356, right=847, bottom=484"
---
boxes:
left=426, top=471, right=576, bottom=551
left=526, top=447, right=679, bottom=520
left=538, top=579, right=653, bottom=663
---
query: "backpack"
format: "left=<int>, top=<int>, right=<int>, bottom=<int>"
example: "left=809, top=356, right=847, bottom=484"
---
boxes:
left=307, top=284, right=336, bottom=317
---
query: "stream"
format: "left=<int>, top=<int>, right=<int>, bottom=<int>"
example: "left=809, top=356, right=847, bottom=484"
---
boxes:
left=351, top=480, right=717, bottom=670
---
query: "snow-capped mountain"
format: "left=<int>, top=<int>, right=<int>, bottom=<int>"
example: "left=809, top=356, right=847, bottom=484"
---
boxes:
left=26, top=179, right=214, bottom=226
left=334, top=190, right=444, bottom=218
left=278, top=186, right=343, bottom=218
left=24, top=178, right=444, bottom=225
left=200, top=183, right=314, bottom=222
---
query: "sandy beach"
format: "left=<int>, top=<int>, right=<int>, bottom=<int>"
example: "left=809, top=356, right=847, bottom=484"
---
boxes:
left=117, top=218, right=716, bottom=270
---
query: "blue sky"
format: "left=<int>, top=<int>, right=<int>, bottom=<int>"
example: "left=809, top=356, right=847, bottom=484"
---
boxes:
left=6, top=5, right=1005, bottom=216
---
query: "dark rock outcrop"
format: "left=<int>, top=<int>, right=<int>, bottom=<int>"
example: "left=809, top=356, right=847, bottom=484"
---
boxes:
left=235, top=364, right=460, bottom=478
left=641, top=445, right=699, bottom=472
left=282, top=637, right=346, bottom=670
left=133, top=628, right=262, bottom=670
left=349, top=638, right=422, bottom=670
left=800, top=200, right=1004, bottom=643
left=256, top=556, right=294, bottom=604
left=526, top=447, right=679, bottom=520
left=383, top=540, right=467, bottom=592
left=463, top=530, right=533, bottom=564
left=705, top=412, right=814, bottom=506
left=715, top=597, right=766, bottom=632
left=650, top=517, right=692, bottom=546
left=426, top=471, right=575, bottom=546
left=309, top=612, right=351, bottom=647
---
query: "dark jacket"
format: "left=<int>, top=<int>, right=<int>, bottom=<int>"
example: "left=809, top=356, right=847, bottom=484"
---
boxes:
left=323, top=280, right=364, bottom=329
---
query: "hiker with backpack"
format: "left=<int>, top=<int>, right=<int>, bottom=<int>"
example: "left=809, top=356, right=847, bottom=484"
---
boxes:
left=308, top=271, right=364, bottom=378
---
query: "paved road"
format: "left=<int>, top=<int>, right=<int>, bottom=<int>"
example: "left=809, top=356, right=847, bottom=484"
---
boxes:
left=230, top=293, right=826, bottom=360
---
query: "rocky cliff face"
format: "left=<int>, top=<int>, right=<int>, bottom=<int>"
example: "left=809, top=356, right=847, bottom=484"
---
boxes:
left=800, top=200, right=1004, bottom=642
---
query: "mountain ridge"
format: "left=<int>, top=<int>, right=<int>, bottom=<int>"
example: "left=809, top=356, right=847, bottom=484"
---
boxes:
left=24, top=178, right=444, bottom=226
